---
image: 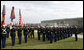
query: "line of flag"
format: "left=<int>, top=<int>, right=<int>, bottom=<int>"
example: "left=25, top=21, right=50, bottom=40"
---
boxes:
left=1, top=5, right=23, bottom=29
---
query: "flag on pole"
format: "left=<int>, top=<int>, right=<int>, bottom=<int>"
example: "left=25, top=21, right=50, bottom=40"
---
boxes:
left=10, top=6, right=15, bottom=29
left=1, top=5, right=5, bottom=29
left=19, top=9, right=23, bottom=29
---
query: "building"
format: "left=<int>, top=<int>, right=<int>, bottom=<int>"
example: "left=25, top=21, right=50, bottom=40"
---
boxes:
left=41, top=17, right=83, bottom=28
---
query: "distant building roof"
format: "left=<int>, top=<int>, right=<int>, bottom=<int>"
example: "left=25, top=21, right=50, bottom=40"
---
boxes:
left=41, top=17, right=83, bottom=22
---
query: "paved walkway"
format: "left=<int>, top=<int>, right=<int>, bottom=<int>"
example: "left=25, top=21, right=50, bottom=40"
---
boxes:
left=72, top=34, right=83, bottom=38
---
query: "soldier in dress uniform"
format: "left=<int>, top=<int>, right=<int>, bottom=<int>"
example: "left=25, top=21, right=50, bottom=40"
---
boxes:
left=23, top=26, right=28, bottom=43
left=10, top=25, right=16, bottom=46
left=74, top=26, right=78, bottom=41
left=31, top=27, right=34, bottom=38
left=45, top=27, right=48, bottom=40
left=65, top=27, right=67, bottom=38
left=66, top=27, right=68, bottom=38
left=47, top=27, right=50, bottom=41
left=6, top=25, right=10, bottom=38
left=57, top=27, right=60, bottom=40
left=50, top=27, right=53, bottom=43
left=42, top=27, right=46, bottom=41
left=17, top=26, right=22, bottom=44
left=1, top=25, right=7, bottom=48
left=61, top=27, right=63, bottom=39
left=27, top=27, right=31, bottom=38
left=54, top=27, right=57, bottom=42
left=63, top=27, right=66, bottom=39
left=38, top=26, right=41, bottom=40
left=60, top=27, right=62, bottom=40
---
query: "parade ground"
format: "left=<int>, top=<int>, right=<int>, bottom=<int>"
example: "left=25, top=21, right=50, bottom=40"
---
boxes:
left=1, top=31, right=83, bottom=49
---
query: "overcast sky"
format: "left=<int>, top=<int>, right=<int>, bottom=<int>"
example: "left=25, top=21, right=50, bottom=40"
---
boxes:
left=1, top=1, right=83, bottom=24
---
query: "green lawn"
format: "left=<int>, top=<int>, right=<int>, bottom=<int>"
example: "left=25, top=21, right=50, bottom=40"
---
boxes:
left=78, top=32, right=83, bottom=35
left=1, top=31, right=83, bottom=49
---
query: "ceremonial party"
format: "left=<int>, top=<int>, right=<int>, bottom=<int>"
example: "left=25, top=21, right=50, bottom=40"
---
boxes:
left=1, top=1, right=83, bottom=49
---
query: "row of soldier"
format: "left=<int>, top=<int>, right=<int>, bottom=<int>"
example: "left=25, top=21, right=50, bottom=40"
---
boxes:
left=1, top=25, right=83, bottom=48
left=37, top=26, right=79, bottom=43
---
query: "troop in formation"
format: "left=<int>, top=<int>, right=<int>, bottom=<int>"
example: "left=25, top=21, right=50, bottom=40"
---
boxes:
left=37, top=26, right=81, bottom=43
left=1, top=25, right=83, bottom=48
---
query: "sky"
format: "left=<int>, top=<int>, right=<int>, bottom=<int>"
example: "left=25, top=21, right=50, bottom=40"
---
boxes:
left=1, top=1, right=83, bottom=25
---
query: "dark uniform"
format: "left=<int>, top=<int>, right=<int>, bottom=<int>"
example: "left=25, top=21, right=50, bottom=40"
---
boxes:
left=23, top=27, right=28, bottom=43
left=38, top=27, right=41, bottom=40
left=74, top=26, right=78, bottom=41
left=63, top=28, right=65, bottom=39
left=1, top=26, right=7, bottom=48
left=57, top=28, right=60, bottom=40
left=27, top=27, right=30, bottom=38
left=47, top=27, right=50, bottom=41
left=31, top=27, right=34, bottom=38
left=53, top=27, right=57, bottom=42
left=10, top=27, right=16, bottom=46
left=6, top=26, right=10, bottom=38
left=59, top=28, right=62, bottom=40
left=50, top=28, right=53, bottom=43
left=45, top=28, right=48, bottom=40
left=42, top=28, right=46, bottom=41
left=65, top=28, right=67, bottom=38
left=17, top=27, right=22, bottom=44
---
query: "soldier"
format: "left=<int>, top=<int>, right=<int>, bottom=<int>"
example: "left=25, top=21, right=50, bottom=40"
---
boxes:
left=45, top=27, right=48, bottom=40
left=31, top=27, right=34, bottom=38
left=38, top=26, right=41, bottom=40
left=42, top=27, right=46, bottom=41
left=27, top=27, right=31, bottom=38
left=17, top=26, right=22, bottom=44
left=70, top=26, right=73, bottom=36
left=47, top=27, right=50, bottom=41
left=74, top=26, right=78, bottom=41
left=65, top=27, right=67, bottom=38
left=63, top=27, right=66, bottom=39
left=57, top=27, right=60, bottom=40
left=6, top=25, right=10, bottom=38
left=66, top=27, right=68, bottom=38
left=23, top=26, right=28, bottom=43
left=54, top=27, right=57, bottom=42
left=10, top=25, right=16, bottom=46
left=59, top=27, right=62, bottom=40
left=61, top=27, right=63, bottom=39
left=50, top=27, right=53, bottom=43
left=1, top=25, right=7, bottom=48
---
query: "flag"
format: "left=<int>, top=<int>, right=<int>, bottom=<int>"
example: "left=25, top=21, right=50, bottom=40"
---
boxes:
left=1, top=5, right=5, bottom=29
left=10, top=6, right=15, bottom=29
left=1, top=5, right=5, bottom=26
left=10, top=7, right=15, bottom=19
left=19, top=9, right=23, bottom=29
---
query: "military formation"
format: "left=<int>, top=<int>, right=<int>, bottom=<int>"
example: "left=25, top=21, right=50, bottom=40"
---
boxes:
left=1, top=25, right=83, bottom=48
left=37, top=26, right=81, bottom=43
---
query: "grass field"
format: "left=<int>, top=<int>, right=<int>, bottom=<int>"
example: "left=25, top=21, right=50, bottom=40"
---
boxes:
left=78, top=32, right=83, bottom=35
left=1, top=30, right=83, bottom=49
